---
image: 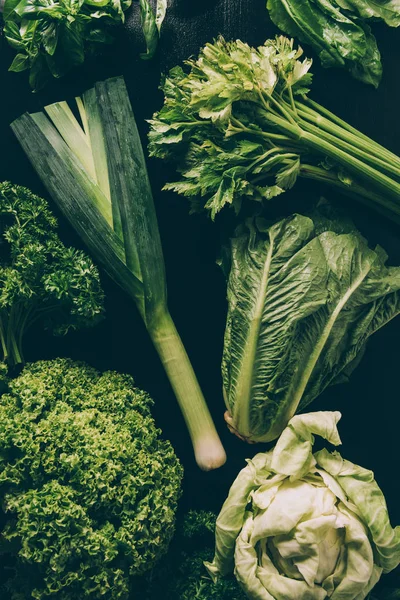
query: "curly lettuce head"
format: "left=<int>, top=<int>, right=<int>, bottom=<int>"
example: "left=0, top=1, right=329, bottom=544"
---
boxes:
left=205, top=412, right=400, bottom=600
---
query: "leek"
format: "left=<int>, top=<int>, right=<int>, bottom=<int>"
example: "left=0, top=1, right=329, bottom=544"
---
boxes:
left=11, top=76, right=226, bottom=471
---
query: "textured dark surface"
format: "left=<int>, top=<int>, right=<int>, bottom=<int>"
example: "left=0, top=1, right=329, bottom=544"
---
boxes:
left=0, top=0, right=400, bottom=567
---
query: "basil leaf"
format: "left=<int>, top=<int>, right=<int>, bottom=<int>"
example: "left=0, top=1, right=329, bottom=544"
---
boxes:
left=29, top=53, right=50, bottom=90
left=86, top=26, right=114, bottom=43
left=40, top=20, right=59, bottom=56
left=84, top=0, right=112, bottom=8
left=60, top=21, right=85, bottom=66
left=14, top=0, right=64, bottom=19
left=8, top=52, right=30, bottom=71
left=3, top=0, right=21, bottom=20
left=4, top=21, right=24, bottom=50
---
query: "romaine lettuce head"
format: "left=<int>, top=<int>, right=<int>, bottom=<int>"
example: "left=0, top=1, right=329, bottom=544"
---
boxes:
left=222, top=211, right=400, bottom=443
left=205, top=411, right=400, bottom=600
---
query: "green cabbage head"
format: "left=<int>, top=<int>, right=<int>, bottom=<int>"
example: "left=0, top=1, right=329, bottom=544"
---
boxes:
left=205, top=412, right=400, bottom=600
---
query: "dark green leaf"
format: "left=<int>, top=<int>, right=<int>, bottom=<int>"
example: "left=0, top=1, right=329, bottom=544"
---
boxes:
left=59, top=21, right=85, bottom=67
left=40, top=21, right=59, bottom=56
left=335, top=0, right=400, bottom=27
left=14, top=0, right=64, bottom=19
left=94, top=77, right=167, bottom=320
left=3, top=0, right=22, bottom=20
left=3, top=0, right=130, bottom=89
left=349, top=22, right=382, bottom=88
left=28, top=53, right=50, bottom=90
left=267, top=0, right=346, bottom=68
left=8, top=52, right=30, bottom=71
left=266, top=0, right=383, bottom=85
left=4, top=21, right=24, bottom=50
left=85, top=26, right=114, bottom=43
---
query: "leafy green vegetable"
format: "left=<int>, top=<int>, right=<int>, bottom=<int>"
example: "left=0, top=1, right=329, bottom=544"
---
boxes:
left=0, top=181, right=104, bottom=367
left=0, top=358, right=183, bottom=600
left=148, top=36, right=400, bottom=224
left=139, top=0, right=167, bottom=60
left=325, top=0, right=400, bottom=27
left=2, top=0, right=129, bottom=90
left=11, top=76, right=226, bottom=471
left=141, top=511, right=246, bottom=600
left=205, top=411, right=400, bottom=600
left=2, top=0, right=167, bottom=90
left=266, top=0, right=388, bottom=86
left=266, top=0, right=400, bottom=86
left=222, top=206, right=400, bottom=443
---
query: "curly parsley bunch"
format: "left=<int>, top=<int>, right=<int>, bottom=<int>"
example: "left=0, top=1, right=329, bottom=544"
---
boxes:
left=0, top=182, right=104, bottom=366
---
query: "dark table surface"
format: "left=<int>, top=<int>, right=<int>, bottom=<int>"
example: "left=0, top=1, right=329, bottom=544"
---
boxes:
left=1, top=0, right=400, bottom=575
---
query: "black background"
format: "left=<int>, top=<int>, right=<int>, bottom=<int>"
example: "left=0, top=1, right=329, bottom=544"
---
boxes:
left=1, top=0, right=399, bottom=587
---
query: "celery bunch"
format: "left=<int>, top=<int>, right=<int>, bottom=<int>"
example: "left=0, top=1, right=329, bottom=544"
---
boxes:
left=149, top=36, right=400, bottom=224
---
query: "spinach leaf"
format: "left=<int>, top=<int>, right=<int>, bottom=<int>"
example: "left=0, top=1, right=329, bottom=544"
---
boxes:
left=335, top=0, right=400, bottom=26
left=266, top=0, right=399, bottom=86
left=267, top=0, right=366, bottom=67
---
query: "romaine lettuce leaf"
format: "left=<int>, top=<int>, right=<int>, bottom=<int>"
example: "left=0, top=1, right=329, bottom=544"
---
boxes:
left=222, top=211, right=400, bottom=443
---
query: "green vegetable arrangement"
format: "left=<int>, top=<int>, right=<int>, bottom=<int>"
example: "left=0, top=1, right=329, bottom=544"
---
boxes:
left=11, top=76, right=226, bottom=471
left=2, top=0, right=166, bottom=90
left=148, top=36, right=400, bottom=225
left=205, top=411, right=400, bottom=600
left=266, top=0, right=400, bottom=87
left=221, top=206, right=400, bottom=443
left=0, top=181, right=104, bottom=367
left=0, top=358, right=183, bottom=600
